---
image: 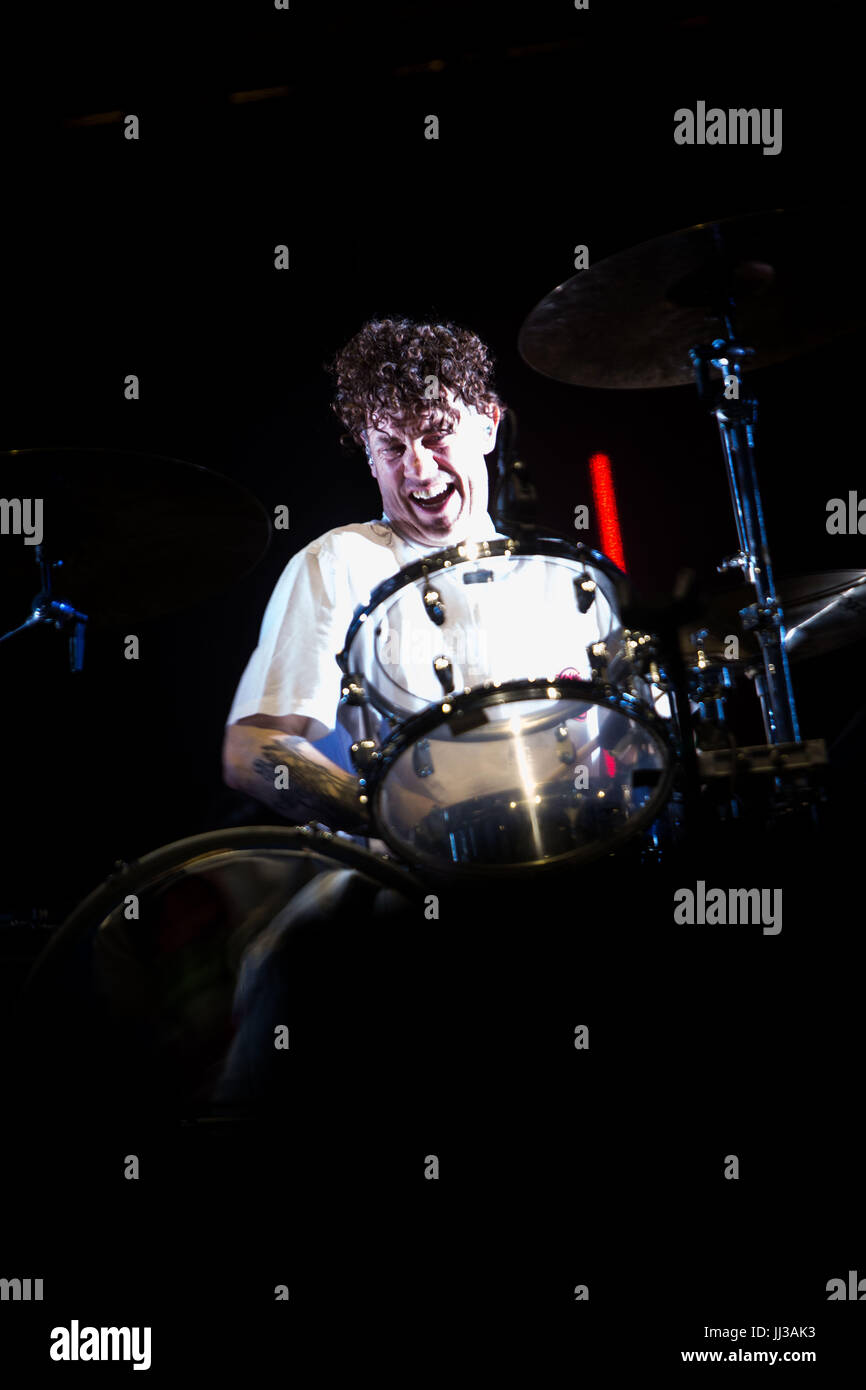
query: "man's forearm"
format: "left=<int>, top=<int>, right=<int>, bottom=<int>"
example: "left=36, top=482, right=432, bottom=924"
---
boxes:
left=223, top=723, right=371, bottom=835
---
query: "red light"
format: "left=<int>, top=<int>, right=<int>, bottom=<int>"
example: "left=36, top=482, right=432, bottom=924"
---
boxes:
left=588, top=452, right=626, bottom=573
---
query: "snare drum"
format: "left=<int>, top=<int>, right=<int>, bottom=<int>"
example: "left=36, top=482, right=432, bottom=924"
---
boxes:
left=338, top=537, right=676, bottom=875
left=368, top=676, right=675, bottom=874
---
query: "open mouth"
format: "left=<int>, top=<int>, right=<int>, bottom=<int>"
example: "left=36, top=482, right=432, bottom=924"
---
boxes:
left=408, top=481, right=459, bottom=513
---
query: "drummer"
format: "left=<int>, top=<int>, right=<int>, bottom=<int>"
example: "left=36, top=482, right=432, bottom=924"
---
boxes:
left=223, top=317, right=508, bottom=847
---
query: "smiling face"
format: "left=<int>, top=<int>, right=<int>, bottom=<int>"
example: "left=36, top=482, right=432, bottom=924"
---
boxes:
left=364, top=390, right=501, bottom=547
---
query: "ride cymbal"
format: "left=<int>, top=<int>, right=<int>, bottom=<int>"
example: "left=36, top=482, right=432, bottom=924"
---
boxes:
left=519, top=208, right=865, bottom=388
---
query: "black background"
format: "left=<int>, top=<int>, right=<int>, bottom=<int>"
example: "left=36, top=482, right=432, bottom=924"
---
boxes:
left=1, top=0, right=864, bottom=1374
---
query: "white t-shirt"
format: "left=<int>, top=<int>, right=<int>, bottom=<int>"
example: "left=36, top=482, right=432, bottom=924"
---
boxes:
left=228, top=513, right=508, bottom=771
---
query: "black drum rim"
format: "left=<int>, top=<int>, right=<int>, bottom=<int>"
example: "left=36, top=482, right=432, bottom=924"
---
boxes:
left=24, top=825, right=425, bottom=990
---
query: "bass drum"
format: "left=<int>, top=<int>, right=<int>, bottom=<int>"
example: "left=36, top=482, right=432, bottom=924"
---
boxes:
left=21, top=827, right=422, bottom=1119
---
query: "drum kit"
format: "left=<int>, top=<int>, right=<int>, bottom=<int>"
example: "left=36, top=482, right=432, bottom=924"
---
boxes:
left=338, top=207, right=865, bottom=878
left=5, top=206, right=866, bottom=1110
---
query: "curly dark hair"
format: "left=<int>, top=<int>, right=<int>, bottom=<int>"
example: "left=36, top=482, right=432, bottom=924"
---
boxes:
left=327, top=317, right=505, bottom=451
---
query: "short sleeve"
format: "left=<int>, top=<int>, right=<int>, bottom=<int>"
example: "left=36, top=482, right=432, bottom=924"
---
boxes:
left=226, top=540, right=353, bottom=741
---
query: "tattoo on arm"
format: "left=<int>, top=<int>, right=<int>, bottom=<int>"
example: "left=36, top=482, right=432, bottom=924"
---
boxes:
left=252, top=740, right=368, bottom=834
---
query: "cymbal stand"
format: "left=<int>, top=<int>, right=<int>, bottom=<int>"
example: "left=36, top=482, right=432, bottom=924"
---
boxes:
left=690, top=331, right=826, bottom=826
left=0, top=545, right=89, bottom=672
left=690, top=334, right=800, bottom=745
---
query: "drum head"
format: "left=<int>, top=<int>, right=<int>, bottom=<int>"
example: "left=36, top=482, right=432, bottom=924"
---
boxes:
left=22, top=828, right=420, bottom=1116
left=367, top=679, right=675, bottom=876
left=341, top=537, right=628, bottom=721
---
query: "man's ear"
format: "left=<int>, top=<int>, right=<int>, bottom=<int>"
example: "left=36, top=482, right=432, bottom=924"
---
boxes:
left=483, top=404, right=502, bottom=453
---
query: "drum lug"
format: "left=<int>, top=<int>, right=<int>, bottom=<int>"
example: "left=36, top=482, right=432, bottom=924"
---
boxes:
left=555, top=724, right=576, bottom=764
left=412, top=738, right=434, bottom=777
left=340, top=672, right=367, bottom=706
left=350, top=739, right=380, bottom=773
left=423, top=583, right=446, bottom=625
left=575, top=573, right=597, bottom=613
left=588, top=640, right=610, bottom=678
left=433, top=655, right=455, bottom=695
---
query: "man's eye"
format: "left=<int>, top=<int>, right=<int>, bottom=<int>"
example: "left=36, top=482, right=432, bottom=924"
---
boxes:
left=383, top=433, right=446, bottom=455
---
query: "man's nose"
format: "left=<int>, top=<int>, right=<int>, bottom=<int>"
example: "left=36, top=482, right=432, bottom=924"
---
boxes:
left=403, top=443, right=438, bottom=479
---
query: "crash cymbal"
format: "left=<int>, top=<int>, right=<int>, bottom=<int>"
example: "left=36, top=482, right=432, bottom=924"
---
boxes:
left=679, top=571, right=866, bottom=665
left=0, top=448, right=270, bottom=623
left=779, top=570, right=866, bottom=660
left=519, top=208, right=865, bottom=388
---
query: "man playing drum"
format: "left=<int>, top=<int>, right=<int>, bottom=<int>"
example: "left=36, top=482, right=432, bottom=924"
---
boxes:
left=222, top=317, right=622, bottom=855
left=211, top=317, right=668, bottom=1110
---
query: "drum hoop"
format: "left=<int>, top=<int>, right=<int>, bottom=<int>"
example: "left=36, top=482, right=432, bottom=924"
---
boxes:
left=24, top=825, right=424, bottom=988
left=336, top=535, right=630, bottom=674
left=368, top=675, right=676, bottom=770
left=365, top=678, right=677, bottom=878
